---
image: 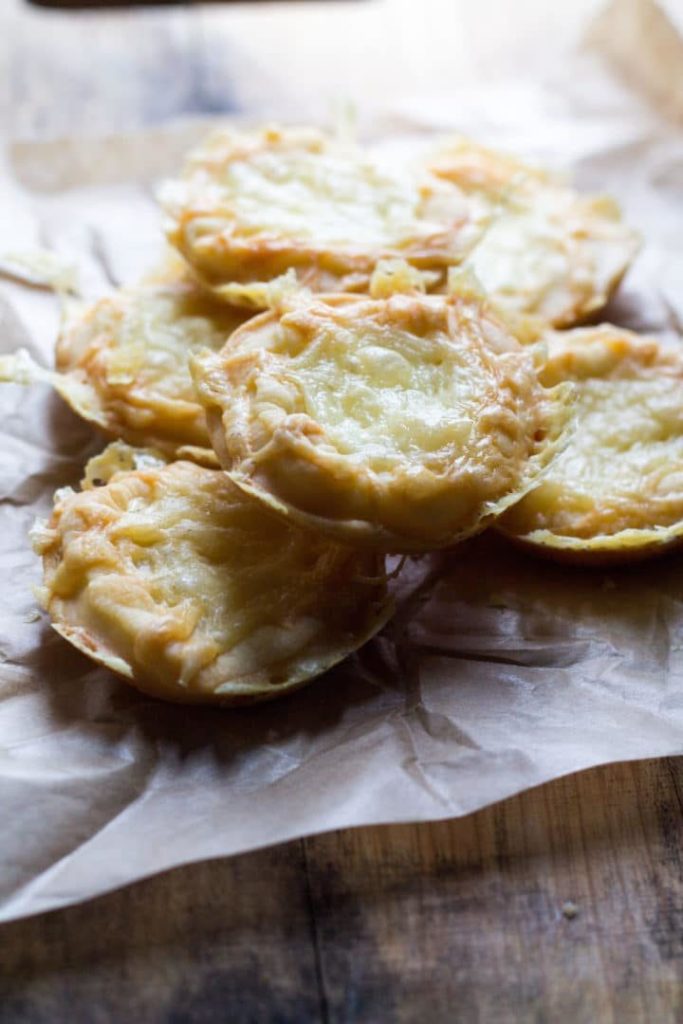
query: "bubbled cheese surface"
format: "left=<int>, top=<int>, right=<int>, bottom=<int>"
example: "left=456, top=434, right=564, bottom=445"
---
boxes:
left=193, top=289, right=572, bottom=551
left=426, top=138, right=640, bottom=326
left=163, top=128, right=638, bottom=328
left=500, top=326, right=683, bottom=556
left=161, top=126, right=474, bottom=293
left=56, top=263, right=249, bottom=454
left=34, top=458, right=391, bottom=704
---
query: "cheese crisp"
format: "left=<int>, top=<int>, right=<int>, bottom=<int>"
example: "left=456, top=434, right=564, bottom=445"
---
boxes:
left=33, top=455, right=392, bottom=704
left=161, top=125, right=474, bottom=298
left=162, top=126, right=637, bottom=327
left=192, top=278, right=572, bottom=551
left=54, top=265, right=250, bottom=456
left=499, top=325, right=683, bottom=562
left=427, top=138, right=639, bottom=326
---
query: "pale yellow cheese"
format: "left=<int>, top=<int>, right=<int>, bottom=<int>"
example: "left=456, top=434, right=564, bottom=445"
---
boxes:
left=499, top=325, right=683, bottom=562
left=34, top=454, right=392, bottom=704
left=53, top=262, right=249, bottom=456
left=192, top=281, right=572, bottom=552
left=163, top=126, right=638, bottom=328
left=427, top=137, right=640, bottom=326
left=161, top=125, right=476, bottom=296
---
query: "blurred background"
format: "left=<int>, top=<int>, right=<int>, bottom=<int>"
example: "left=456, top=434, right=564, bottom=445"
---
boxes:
left=2, top=0, right=681, bottom=141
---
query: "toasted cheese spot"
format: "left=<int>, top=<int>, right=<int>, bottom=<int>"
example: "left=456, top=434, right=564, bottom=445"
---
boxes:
left=161, top=125, right=475, bottom=297
left=35, top=455, right=392, bottom=704
left=499, top=325, right=683, bottom=562
left=426, top=137, right=640, bottom=326
left=53, top=263, right=250, bottom=456
left=192, top=288, right=572, bottom=552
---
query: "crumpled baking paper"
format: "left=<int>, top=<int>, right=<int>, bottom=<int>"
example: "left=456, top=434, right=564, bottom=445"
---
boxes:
left=1, top=0, right=683, bottom=923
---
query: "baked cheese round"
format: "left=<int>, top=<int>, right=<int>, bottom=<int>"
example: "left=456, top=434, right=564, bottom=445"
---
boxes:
left=427, top=138, right=640, bottom=327
left=160, top=125, right=474, bottom=298
left=498, top=325, right=683, bottom=562
left=192, top=284, right=572, bottom=552
left=33, top=455, right=392, bottom=704
left=55, top=262, right=249, bottom=457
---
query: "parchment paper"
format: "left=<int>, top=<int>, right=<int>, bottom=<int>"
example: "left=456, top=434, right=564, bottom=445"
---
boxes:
left=2, top=0, right=683, bottom=923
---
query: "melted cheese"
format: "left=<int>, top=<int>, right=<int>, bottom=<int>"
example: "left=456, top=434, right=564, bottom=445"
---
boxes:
left=163, top=127, right=638, bottom=328
left=35, top=456, right=391, bottom=704
left=427, top=138, right=640, bottom=326
left=499, top=325, right=683, bottom=559
left=54, top=263, right=249, bottom=454
left=161, top=125, right=474, bottom=294
left=192, top=285, right=572, bottom=551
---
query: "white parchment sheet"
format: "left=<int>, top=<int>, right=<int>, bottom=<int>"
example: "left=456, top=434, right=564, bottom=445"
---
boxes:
left=1, top=0, right=683, bottom=922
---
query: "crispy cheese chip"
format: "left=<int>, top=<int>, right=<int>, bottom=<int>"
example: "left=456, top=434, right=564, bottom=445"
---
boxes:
left=498, top=325, right=683, bottom=563
left=162, top=126, right=637, bottom=328
left=160, top=125, right=476, bottom=298
left=33, top=454, right=392, bottom=705
left=426, top=138, right=640, bottom=326
left=53, top=264, right=250, bottom=456
left=192, top=278, right=573, bottom=552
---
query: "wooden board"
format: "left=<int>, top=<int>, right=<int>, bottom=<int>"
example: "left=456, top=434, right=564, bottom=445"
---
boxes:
left=2, top=2, right=683, bottom=1020
left=2, top=759, right=683, bottom=1023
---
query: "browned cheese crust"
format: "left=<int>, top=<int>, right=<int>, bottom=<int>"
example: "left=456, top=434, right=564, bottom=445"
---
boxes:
left=426, top=138, right=640, bottom=326
left=34, top=458, right=393, bottom=704
left=161, top=126, right=481, bottom=298
left=55, top=263, right=250, bottom=456
left=192, top=282, right=573, bottom=552
left=498, top=325, right=683, bottom=563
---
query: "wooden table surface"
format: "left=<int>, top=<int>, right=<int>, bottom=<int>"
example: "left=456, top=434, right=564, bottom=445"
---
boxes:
left=2, top=2, right=683, bottom=1021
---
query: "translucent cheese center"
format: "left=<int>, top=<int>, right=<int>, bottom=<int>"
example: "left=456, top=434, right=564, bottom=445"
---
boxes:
left=467, top=195, right=573, bottom=312
left=104, top=472, right=346, bottom=653
left=103, top=289, right=241, bottom=399
left=519, top=377, right=683, bottom=536
left=282, top=319, right=488, bottom=468
left=213, top=150, right=445, bottom=249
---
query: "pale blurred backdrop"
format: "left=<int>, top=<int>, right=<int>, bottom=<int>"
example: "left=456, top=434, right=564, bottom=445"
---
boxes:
left=4, top=0, right=673, bottom=138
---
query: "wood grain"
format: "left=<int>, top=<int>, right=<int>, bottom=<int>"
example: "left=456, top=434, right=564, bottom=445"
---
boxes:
left=304, top=758, right=683, bottom=1023
left=0, top=844, right=323, bottom=1023
left=1, top=760, right=683, bottom=1023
